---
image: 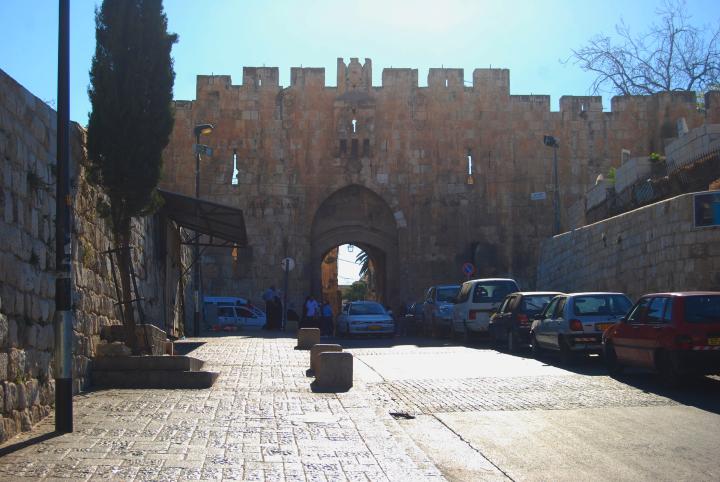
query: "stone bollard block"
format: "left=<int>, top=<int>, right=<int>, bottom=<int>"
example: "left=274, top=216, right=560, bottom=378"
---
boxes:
left=297, top=328, right=321, bottom=350
left=164, top=341, right=174, bottom=356
left=310, top=344, right=342, bottom=373
left=315, top=352, right=353, bottom=392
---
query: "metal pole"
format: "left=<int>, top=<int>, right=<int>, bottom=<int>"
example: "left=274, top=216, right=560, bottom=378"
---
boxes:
left=282, top=264, right=289, bottom=331
left=193, top=132, right=201, bottom=336
left=54, top=0, right=73, bottom=433
left=552, top=144, right=561, bottom=235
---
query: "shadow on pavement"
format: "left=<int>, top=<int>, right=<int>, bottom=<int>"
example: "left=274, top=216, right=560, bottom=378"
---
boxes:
left=0, top=431, right=61, bottom=457
left=611, top=372, right=720, bottom=415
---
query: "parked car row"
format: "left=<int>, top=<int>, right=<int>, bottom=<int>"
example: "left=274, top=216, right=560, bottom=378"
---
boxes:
left=406, top=279, right=720, bottom=383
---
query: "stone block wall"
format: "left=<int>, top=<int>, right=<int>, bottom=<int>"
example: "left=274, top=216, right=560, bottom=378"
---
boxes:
left=161, top=59, right=719, bottom=308
left=536, top=192, right=720, bottom=300
left=0, top=68, right=186, bottom=443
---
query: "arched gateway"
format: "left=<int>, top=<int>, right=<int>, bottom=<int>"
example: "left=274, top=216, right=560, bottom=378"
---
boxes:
left=310, top=185, right=399, bottom=307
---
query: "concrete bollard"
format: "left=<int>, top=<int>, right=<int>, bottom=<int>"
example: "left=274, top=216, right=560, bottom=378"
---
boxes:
left=310, top=344, right=343, bottom=373
left=315, top=351, right=353, bottom=391
left=164, top=341, right=174, bottom=356
left=297, top=328, right=321, bottom=350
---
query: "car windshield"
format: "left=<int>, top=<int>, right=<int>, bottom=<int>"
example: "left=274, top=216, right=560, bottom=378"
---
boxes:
left=437, top=286, right=460, bottom=303
left=349, top=303, right=386, bottom=315
left=684, top=295, right=720, bottom=323
left=472, top=281, right=519, bottom=303
left=573, top=295, right=632, bottom=316
left=521, top=295, right=555, bottom=315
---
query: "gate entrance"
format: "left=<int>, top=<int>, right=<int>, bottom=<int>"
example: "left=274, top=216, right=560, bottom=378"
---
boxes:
left=311, top=185, right=399, bottom=311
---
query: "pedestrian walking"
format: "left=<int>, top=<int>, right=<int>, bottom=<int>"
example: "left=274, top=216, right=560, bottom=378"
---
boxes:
left=321, top=300, right=333, bottom=336
left=305, top=296, right=319, bottom=329
left=262, top=285, right=277, bottom=325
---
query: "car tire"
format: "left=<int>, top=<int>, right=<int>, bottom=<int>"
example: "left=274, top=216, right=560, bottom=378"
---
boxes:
left=531, top=334, right=543, bottom=358
left=431, top=316, right=439, bottom=338
left=657, top=351, right=681, bottom=388
left=603, top=342, right=623, bottom=377
left=489, top=328, right=499, bottom=348
left=507, top=330, right=516, bottom=353
left=462, top=323, right=470, bottom=344
left=559, top=337, right=574, bottom=365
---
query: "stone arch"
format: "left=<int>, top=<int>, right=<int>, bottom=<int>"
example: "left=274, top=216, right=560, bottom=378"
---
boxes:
left=310, top=184, right=399, bottom=307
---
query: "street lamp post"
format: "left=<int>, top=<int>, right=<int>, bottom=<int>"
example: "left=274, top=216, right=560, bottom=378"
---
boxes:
left=193, top=123, right=213, bottom=337
left=543, top=135, right=561, bottom=235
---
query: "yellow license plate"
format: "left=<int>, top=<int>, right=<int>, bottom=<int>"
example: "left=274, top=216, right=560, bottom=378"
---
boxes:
left=596, top=323, right=613, bottom=332
left=368, top=325, right=382, bottom=331
left=708, top=337, right=720, bottom=346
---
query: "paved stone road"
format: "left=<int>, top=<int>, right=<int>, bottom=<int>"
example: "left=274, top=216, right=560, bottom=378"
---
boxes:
left=0, top=334, right=443, bottom=481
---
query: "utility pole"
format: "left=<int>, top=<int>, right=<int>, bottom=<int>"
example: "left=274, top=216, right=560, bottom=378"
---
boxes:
left=193, top=124, right=213, bottom=336
left=543, top=135, right=561, bottom=235
left=54, top=0, right=73, bottom=433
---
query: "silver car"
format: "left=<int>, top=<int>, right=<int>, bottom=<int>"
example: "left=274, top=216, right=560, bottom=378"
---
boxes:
left=336, top=301, right=395, bottom=337
left=530, top=292, right=632, bottom=363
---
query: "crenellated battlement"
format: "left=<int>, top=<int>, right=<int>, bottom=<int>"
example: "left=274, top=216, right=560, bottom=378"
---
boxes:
left=188, top=58, right=718, bottom=117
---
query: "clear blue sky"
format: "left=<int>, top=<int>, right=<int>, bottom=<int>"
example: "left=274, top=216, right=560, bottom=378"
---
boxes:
left=2, top=0, right=718, bottom=126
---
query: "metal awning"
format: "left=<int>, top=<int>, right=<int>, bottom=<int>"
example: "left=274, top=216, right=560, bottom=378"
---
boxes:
left=158, top=189, right=247, bottom=247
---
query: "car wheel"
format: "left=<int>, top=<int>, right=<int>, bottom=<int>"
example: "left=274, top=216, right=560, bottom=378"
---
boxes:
left=461, top=323, right=470, bottom=344
left=531, top=334, right=543, bottom=358
left=507, top=330, right=516, bottom=353
left=657, top=351, right=681, bottom=387
left=603, top=342, right=623, bottom=377
left=559, top=337, right=574, bottom=365
left=431, top=316, right=439, bottom=338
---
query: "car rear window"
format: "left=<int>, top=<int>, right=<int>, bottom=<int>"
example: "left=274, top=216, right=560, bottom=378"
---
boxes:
left=573, top=295, right=632, bottom=316
left=437, top=286, right=460, bottom=302
left=683, top=295, right=720, bottom=324
left=472, top=281, right=519, bottom=303
left=521, top=295, right=555, bottom=315
left=349, top=303, right=386, bottom=315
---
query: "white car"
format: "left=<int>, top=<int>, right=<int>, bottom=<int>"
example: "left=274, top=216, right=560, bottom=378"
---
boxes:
left=336, top=301, right=394, bottom=337
left=451, top=278, right=519, bottom=339
left=215, top=304, right=266, bottom=329
left=531, top=292, right=633, bottom=363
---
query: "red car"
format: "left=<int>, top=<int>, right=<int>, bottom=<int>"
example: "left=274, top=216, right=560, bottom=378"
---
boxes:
left=603, top=292, right=720, bottom=383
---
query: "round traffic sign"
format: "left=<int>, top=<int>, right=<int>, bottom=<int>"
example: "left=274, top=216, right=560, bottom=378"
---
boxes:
left=462, top=262, right=475, bottom=277
left=280, top=257, right=295, bottom=272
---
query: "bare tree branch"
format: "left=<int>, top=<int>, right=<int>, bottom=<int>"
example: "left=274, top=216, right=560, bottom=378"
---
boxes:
left=568, top=0, right=720, bottom=97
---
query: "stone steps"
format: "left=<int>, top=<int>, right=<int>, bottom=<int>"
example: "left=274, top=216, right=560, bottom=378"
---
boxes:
left=91, top=355, right=218, bottom=389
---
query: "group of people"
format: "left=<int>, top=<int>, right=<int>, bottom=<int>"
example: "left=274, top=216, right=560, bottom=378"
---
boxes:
left=261, top=286, right=332, bottom=334
left=301, top=295, right=334, bottom=335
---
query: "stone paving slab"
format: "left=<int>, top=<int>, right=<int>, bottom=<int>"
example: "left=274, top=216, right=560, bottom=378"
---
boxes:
left=370, top=374, right=680, bottom=415
left=0, top=334, right=444, bottom=481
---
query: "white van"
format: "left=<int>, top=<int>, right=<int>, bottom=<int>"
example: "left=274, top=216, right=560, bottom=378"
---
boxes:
left=451, top=278, right=519, bottom=339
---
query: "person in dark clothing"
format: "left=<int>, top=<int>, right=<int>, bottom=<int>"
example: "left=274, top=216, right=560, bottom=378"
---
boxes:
left=301, top=296, right=311, bottom=329
left=321, top=300, right=333, bottom=336
left=270, top=295, right=283, bottom=330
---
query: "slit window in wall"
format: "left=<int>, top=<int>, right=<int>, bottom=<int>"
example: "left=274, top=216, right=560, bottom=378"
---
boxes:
left=339, top=139, right=347, bottom=156
left=363, top=139, right=370, bottom=157
left=231, top=148, right=239, bottom=186
left=258, top=78, right=262, bottom=87
left=445, top=78, right=448, bottom=87
left=351, top=139, right=359, bottom=159
left=352, top=119, right=357, bottom=133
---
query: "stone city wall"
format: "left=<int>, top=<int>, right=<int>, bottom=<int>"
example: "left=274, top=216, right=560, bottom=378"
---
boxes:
left=160, top=58, right=719, bottom=308
left=536, top=192, right=720, bottom=300
left=0, top=69, right=185, bottom=443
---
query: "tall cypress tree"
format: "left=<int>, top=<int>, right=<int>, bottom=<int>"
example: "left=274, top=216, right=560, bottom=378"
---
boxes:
left=87, top=0, right=177, bottom=352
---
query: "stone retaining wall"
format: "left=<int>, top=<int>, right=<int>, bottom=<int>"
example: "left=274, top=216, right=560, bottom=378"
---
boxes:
left=0, top=69, right=187, bottom=443
left=537, top=192, right=720, bottom=300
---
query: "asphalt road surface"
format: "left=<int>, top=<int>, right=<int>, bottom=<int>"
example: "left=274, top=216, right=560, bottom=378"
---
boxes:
left=337, top=334, right=720, bottom=482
